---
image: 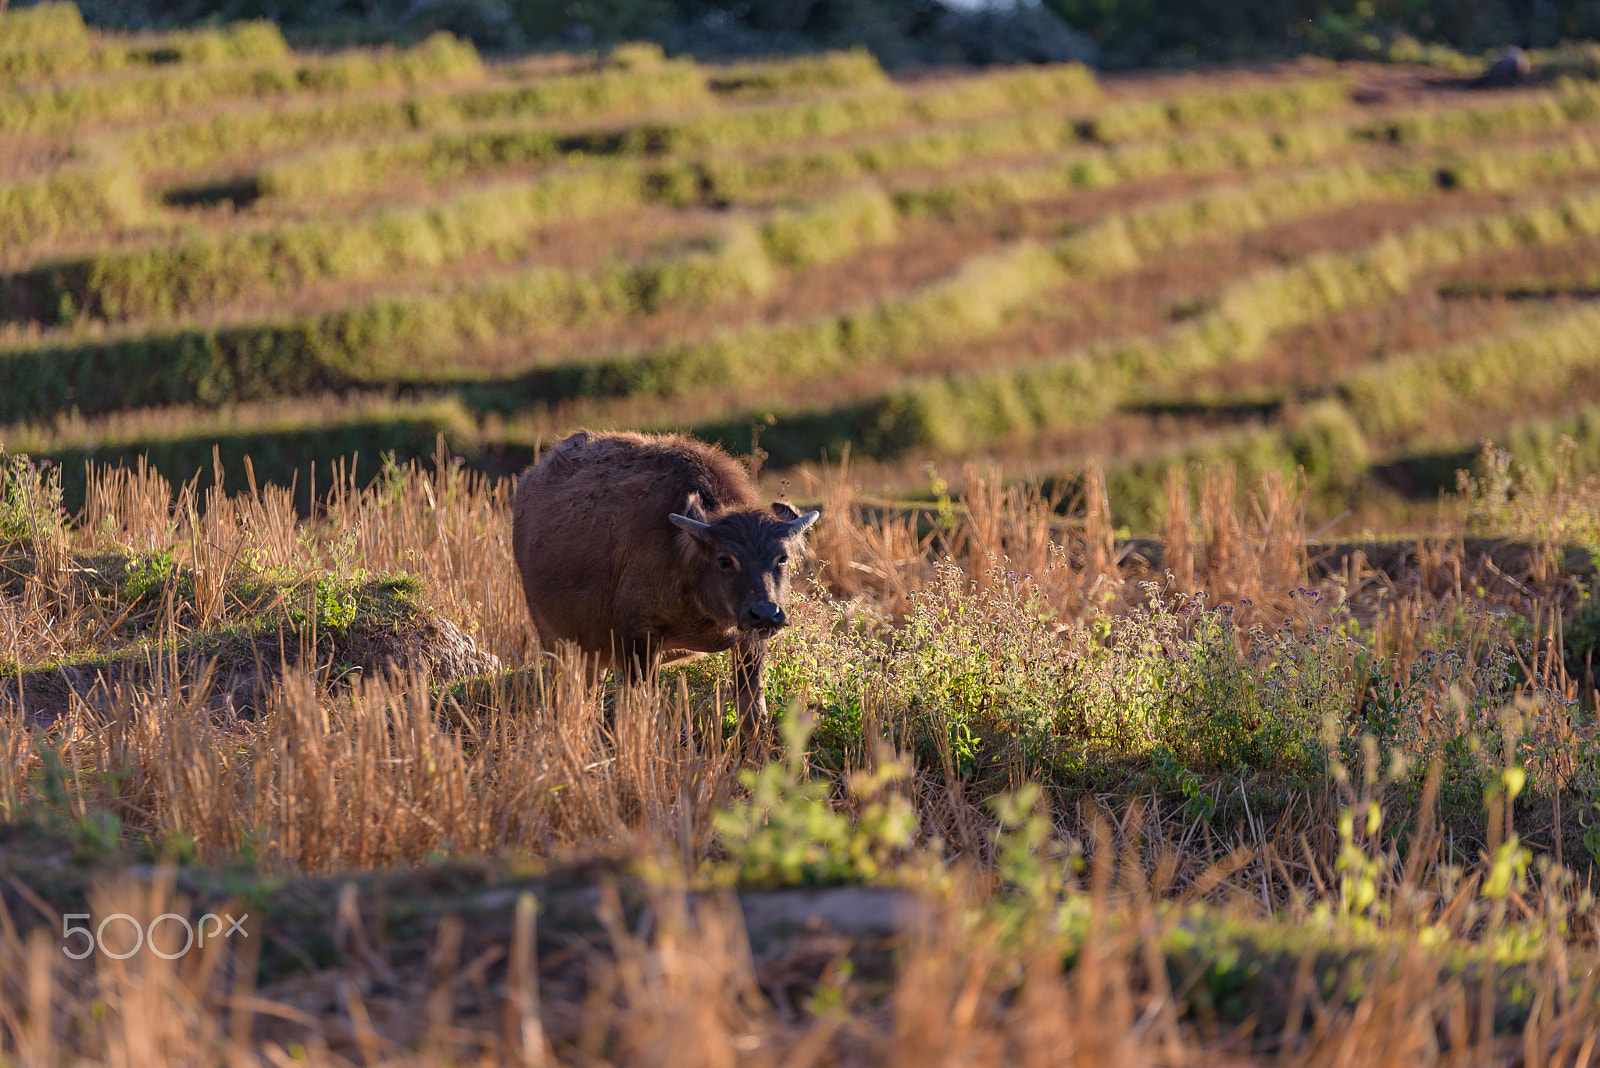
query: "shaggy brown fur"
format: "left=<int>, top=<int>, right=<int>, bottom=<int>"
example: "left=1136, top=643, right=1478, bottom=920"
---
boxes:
left=512, top=429, right=818, bottom=747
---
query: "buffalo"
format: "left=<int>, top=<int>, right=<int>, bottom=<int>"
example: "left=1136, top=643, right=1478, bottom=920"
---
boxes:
left=512, top=429, right=819, bottom=748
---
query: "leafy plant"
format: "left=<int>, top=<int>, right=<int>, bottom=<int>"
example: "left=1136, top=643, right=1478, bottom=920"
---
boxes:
left=713, top=712, right=916, bottom=887
left=0, top=448, right=64, bottom=544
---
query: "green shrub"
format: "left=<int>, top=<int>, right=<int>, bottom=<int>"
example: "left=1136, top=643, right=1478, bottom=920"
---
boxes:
left=1566, top=589, right=1600, bottom=681
left=713, top=713, right=916, bottom=887
left=769, top=565, right=1351, bottom=778
left=0, top=446, right=65, bottom=543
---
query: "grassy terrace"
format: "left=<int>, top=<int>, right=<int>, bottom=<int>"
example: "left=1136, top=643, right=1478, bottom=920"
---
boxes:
left=7, top=18, right=1600, bottom=525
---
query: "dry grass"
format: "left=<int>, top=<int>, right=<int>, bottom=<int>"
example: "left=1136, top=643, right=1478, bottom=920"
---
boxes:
left=1, top=448, right=1599, bottom=1062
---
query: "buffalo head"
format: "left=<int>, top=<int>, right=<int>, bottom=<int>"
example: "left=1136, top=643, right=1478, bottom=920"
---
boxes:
left=670, top=497, right=820, bottom=633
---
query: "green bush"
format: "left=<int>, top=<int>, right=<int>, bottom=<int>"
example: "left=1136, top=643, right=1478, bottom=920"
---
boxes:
left=0, top=445, right=66, bottom=544
left=769, top=565, right=1350, bottom=777
left=713, top=713, right=916, bottom=887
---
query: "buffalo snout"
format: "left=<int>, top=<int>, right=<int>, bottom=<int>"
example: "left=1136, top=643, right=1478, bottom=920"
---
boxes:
left=743, top=602, right=786, bottom=630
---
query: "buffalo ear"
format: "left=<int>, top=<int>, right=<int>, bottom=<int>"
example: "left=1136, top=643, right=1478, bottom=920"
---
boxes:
left=786, top=510, right=820, bottom=537
left=770, top=501, right=802, bottom=522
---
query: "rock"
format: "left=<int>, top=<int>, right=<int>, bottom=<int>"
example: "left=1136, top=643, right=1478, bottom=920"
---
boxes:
left=1473, top=46, right=1532, bottom=88
left=926, top=2, right=1098, bottom=66
left=413, top=616, right=503, bottom=680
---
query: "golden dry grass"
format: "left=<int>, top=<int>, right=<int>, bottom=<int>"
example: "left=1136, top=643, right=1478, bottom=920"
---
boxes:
left=1, top=448, right=1597, bottom=1063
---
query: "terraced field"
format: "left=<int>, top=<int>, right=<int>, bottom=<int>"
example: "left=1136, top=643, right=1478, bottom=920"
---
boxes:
left=7, top=1, right=1600, bottom=527
left=13, top=10, right=1600, bottom=1059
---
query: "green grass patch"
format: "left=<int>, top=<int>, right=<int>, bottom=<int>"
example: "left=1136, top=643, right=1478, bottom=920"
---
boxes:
left=707, top=47, right=888, bottom=98
left=1340, top=303, right=1600, bottom=446
left=0, top=31, right=483, bottom=136
left=0, top=20, right=288, bottom=82
left=1357, top=82, right=1600, bottom=146
left=0, top=165, right=146, bottom=252
left=0, top=1, right=87, bottom=52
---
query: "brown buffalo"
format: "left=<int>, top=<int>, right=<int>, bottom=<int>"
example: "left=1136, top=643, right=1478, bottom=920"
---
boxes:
left=511, top=429, right=819, bottom=745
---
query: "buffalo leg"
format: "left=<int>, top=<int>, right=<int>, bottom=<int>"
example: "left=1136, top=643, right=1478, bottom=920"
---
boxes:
left=732, top=632, right=769, bottom=759
left=610, top=633, right=661, bottom=732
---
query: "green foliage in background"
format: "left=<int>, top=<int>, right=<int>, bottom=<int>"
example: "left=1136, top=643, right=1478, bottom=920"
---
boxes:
left=1041, top=0, right=1600, bottom=68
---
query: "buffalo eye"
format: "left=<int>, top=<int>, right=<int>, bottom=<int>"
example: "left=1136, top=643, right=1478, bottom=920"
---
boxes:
left=717, top=554, right=736, bottom=571
left=776, top=554, right=789, bottom=566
